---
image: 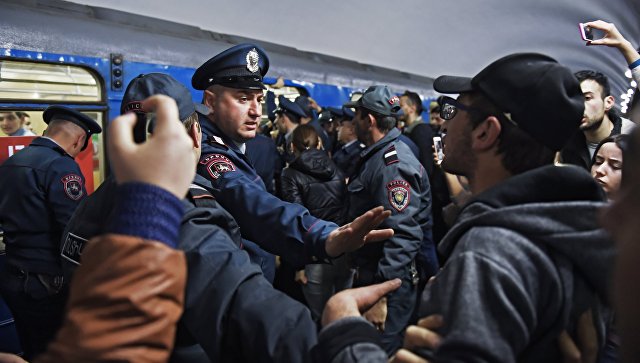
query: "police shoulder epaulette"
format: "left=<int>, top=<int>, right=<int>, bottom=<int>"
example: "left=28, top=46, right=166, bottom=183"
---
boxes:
left=207, top=135, right=228, bottom=149
left=189, top=184, right=215, bottom=200
left=383, top=145, right=399, bottom=166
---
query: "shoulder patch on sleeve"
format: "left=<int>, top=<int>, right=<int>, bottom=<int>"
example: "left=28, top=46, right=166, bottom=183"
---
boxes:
left=387, top=180, right=410, bottom=212
left=61, top=174, right=84, bottom=200
left=383, top=145, right=399, bottom=166
left=201, top=154, right=236, bottom=180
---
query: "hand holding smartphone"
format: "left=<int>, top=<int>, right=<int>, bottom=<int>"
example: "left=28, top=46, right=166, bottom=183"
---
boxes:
left=433, top=136, right=444, bottom=163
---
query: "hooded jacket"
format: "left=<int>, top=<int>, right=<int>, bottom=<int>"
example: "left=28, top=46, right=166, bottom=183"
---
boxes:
left=314, top=165, right=615, bottom=363
left=416, top=164, right=614, bottom=362
left=280, top=148, right=346, bottom=224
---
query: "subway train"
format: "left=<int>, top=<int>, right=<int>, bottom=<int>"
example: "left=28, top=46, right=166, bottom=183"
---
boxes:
left=0, top=0, right=440, bottom=355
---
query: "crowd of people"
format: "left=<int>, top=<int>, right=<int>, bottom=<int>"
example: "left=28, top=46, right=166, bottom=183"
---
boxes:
left=0, top=19, right=639, bottom=363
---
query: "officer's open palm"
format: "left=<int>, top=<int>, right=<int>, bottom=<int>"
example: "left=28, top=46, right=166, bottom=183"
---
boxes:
left=108, top=95, right=196, bottom=199
left=321, top=278, right=401, bottom=327
left=325, top=206, right=393, bottom=257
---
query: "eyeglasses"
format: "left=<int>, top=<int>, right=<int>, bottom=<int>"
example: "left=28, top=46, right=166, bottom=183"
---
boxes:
left=438, top=96, right=518, bottom=127
left=438, top=96, right=487, bottom=121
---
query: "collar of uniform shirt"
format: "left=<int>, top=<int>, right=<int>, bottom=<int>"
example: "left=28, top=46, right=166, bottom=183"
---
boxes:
left=342, top=139, right=357, bottom=150
left=233, top=141, right=246, bottom=154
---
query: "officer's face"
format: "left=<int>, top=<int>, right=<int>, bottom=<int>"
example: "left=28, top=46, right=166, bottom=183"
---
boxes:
left=337, top=120, right=354, bottom=143
left=205, top=87, right=264, bottom=142
left=353, top=109, right=373, bottom=145
left=0, top=112, right=22, bottom=135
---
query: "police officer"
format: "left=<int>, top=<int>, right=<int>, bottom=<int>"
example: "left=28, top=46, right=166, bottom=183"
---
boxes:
left=0, top=105, right=101, bottom=360
left=60, top=73, right=320, bottom=362
left=275, top=95, right=308, bottom=164
left=332, top=107, right=366, bottom=179
left=343, top=85, right=438, bottom=355
left=295, top=95, right=332, bottom=152
left=192, top=43, right=393, bottom=269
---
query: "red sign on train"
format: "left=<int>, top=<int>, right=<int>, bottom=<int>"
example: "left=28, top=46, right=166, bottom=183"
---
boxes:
left=0, top=136, right=95, bottom=194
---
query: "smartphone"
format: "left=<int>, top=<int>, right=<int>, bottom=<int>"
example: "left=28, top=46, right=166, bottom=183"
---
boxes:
left=132, top=112, right=154, bottom=143
left=579, top=23, right=594, bottom=41
left=433, top=136, right=444, bottom=162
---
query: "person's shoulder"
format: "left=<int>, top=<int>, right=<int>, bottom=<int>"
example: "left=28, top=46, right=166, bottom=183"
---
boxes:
left=621, top=117, right=636, bottom=134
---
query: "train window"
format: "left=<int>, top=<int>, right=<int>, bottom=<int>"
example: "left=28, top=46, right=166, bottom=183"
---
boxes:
left=0, top=60, right=101, bottom=102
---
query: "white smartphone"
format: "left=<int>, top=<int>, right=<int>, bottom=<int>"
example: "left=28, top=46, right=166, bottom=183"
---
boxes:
left=579, top=23, right=594, bottom=41
left=433, top=136, right=444, bottom=162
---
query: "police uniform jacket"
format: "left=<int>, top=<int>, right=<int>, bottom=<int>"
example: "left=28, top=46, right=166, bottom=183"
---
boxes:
left=60, top=172, right=317, bottom=362
left=178, top=175, right=317, bottom=363
left=0, top=137, right=86, bottom=274
left=332, top=140, right=366, bottom=178
left=347, top=128, right=436, bottom=284
left=197, top=113, right=337, bottom=267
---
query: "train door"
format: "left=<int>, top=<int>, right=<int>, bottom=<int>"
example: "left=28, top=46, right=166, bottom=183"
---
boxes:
left=0, top=58, right=107, bottom=356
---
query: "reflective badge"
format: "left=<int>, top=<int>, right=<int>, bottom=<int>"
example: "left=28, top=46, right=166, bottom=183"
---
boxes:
left=246, top=48, right=260, bottom=73
left=387, top=180, right=410, bottom=212
left=61, top=233, right=89, bottom=265
left=202, top=154, right=236, bottom=180
left=62, top=174, right=84, bottom=200
left=383, top=145, right=399, bottom=166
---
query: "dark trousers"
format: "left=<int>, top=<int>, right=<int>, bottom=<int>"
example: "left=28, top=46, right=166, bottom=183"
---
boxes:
left=380, top=273, right=417, bottom=356
left=0, top=266, right=67, bottom=360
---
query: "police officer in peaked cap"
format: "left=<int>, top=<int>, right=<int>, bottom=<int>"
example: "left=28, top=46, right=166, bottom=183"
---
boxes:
left=274, top=95, right=307, bottom=164
left=0, top=105, right=101, bottom=360
left=192, top=43, right=393, bottom=271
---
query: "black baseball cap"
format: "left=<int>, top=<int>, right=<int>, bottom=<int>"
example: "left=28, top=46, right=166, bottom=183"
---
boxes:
left=433, top=53, right=584, bottom=151
left=121, top=73, right=208, bottom=123
left=344, top=85, right=401, bottom=116
left=192, top=43, right=269, bottom=90
left=43, top=106, right=102, bottom=151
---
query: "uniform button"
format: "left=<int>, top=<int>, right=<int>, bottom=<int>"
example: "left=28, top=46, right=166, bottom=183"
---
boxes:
left=312, top=256, right=318, bottom=262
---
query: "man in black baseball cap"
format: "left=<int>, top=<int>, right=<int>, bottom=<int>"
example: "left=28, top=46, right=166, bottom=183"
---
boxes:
left=313, top=53, right=614, bottom=362
left=0, top=105, right=101, bottom=359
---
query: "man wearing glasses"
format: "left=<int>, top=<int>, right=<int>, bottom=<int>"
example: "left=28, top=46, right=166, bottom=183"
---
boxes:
left=313, top=54, right=614, bottom=362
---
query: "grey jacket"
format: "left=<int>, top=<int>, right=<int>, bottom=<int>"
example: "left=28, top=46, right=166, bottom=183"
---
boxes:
left=315, top=165, right=614, bottom=363
left=346, top=128, right=435, bottom=284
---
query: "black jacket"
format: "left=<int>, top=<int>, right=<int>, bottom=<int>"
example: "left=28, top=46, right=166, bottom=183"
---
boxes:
left=0, top=137, right=87, bottom=274
left=280, top=149, right=346, bottom=224
left=61, top=174, right=317, bottom=363
left=560, top=111, right=633, bottom=170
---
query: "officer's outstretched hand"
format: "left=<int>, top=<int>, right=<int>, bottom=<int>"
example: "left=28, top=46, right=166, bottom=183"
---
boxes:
left=325, top=206, right=393, bottom=257
left=321, top=278, right=401, bottom=327
left=108, top=95, right=196, bottom=199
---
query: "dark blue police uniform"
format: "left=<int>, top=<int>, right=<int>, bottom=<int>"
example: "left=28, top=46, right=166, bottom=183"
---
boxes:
left=245, top=133, right=281, bottom=195
left=276, top=95, right=308, bottom=165
left=192, top=44, right=337, bottom=267
left=332, top=140, right=366, bottom=178
left=344, top=86, right=438, bottom=355
left=0, top=106, right=100, bottom=360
